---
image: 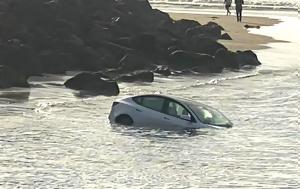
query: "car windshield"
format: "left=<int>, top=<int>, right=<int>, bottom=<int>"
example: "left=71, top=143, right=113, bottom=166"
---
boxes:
left=186, top=102, right=232, bottom=127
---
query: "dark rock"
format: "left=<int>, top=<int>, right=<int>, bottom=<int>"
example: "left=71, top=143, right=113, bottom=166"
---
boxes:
left=152, top=30, right=180, bottom=55
left=118, top=53, right=153, bottom=72
left=154, top=65, right=172, bottom=76
left=39, top=51, right=74, bottom=74
left=215, top=49, right=261, bottom=69
left=186, top=37, right=227, bottom=55
left=215, top=49, right=239, bottom=69
left=236, top=50, right=262, bottom=67
left=193, top=53, right=223, bottom=73
left=244, top=24, right=260, bottom=29
left=148, top=9, right=173, bottom=29
left=206, top=21, right=224, bottom=31
left=86, top=24, right=114, bottom=45
left=64, top=72, right=119, bottom=96
left=168, top=50, right=223, bottom=73
left=185, top=23, right=222, bottom=40
left=0, top=0, right=262, bottom=80
left=100, top=41, right=135, bottom=62
left=168, top=50, right=196, bottom=69
left=117, top=70, right=154, bottom=82
left=167, top=46, right=181, bottom=54
left=0, top=65, right=29, bottom=88
left=72, top=46, right=104, bottom=70
left=131, top=33, right=157, bottom=52
left=172, top=19, right=201, bottom=36
left=0, top=42, right=41, bottom=76
left=96, top=48, right=119, bottom=69
left=220, top=33, right=232, bottom=40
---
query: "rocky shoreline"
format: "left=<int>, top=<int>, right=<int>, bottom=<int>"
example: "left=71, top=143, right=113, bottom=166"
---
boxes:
left=0, top=0, right=261, bottom=95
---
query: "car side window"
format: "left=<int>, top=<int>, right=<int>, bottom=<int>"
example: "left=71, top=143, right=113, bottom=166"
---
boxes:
left=133, top=96, right=165, bottom=112
left=165, top=101, right=192, bottom=120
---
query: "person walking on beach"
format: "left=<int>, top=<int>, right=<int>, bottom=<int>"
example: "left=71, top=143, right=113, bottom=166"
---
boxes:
left=224, top=0, right=232, bottom=15
left=235, top=0, right=244, bottom=22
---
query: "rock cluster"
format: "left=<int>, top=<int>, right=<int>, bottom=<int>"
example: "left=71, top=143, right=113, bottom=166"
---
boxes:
left=0, top=0, right=261, bottom=94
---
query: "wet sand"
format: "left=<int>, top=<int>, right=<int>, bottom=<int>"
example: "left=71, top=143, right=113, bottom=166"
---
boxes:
left=168, top=13, right=283, bottom=51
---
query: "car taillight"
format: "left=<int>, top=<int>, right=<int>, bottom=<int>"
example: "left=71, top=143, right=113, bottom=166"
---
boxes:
left=112, top=102, right=119, bottom=107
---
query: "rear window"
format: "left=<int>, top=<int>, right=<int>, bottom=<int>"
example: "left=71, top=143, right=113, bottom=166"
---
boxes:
left=133, top=96, right=164, bottom=112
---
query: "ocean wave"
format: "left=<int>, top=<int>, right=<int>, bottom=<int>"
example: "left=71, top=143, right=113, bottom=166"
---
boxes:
left=189, top=72, right=259, bottom=88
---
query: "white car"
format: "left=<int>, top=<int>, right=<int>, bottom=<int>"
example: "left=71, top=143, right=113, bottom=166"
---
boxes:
left=108, top=94, right=233, bottom=130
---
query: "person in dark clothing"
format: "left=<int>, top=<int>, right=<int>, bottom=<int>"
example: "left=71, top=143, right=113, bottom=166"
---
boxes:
left=224, top=0, right=232, bottom=15
left=235, top=0, right=244, bottom=22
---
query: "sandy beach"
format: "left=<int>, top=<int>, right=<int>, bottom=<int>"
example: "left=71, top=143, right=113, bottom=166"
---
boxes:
left=169, top=13, right=282, bottom=51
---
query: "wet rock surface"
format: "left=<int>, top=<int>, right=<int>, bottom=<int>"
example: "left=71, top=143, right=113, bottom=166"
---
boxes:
left=64, top=72, right=119, bottom=96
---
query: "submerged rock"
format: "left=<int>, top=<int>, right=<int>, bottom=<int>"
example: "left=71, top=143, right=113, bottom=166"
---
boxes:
left=116, top=70, right=154, bottom=82
left=154, top=65, right=172, bottom=76
left=64, top=72, right=119, bottom=96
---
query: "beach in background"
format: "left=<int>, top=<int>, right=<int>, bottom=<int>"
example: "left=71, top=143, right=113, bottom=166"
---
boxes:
left=149, top=0, right=298, bottom=11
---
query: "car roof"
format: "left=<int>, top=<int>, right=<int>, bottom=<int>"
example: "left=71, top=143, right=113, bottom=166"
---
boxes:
left=128, top=94, right=196, bottom=105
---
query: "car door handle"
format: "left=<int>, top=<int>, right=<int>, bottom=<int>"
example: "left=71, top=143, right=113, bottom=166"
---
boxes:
left=135, top=109, right=142, bottom=112
left=163, top=117, right=170, bottom=120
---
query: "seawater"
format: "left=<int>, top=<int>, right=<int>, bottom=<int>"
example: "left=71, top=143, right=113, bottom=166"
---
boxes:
left=0, top=11, right=299, bottom=189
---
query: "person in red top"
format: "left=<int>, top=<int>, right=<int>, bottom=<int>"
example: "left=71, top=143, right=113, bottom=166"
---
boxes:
left=235, top=0, right=244, bottom=22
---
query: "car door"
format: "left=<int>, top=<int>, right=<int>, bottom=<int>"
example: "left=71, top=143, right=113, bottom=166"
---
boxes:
left=161, top=99, right=199, bottom=129
left=132, top=96, right=171, bottom=128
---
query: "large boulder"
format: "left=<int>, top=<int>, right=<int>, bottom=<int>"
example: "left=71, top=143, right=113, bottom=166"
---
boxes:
left=171, top=19, right=201, bottom=36
left=185, top=22, right=222, bottom=40
left=0, top=65, right=29, bottom=88
left=168, top=50, right=197, bottom=69
left=215, top=49, right=262, bottom=69
left=236, top=50, right=262, bottom=67
left=168, top=50, right=223, bottom=73
left=215, top=49, right=239, bottom=69
left=116, top=70, right=154, bottom=82
left=186, top=36, right=227, bottom=55
left=64, top=72, right=119, bottom=96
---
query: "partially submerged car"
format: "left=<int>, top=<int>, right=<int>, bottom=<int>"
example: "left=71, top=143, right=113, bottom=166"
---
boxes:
left=108, top=94, right=233, bottom=130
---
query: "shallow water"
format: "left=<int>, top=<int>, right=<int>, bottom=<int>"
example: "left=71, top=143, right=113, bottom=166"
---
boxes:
left=0, top=13, right=299, bottom=189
